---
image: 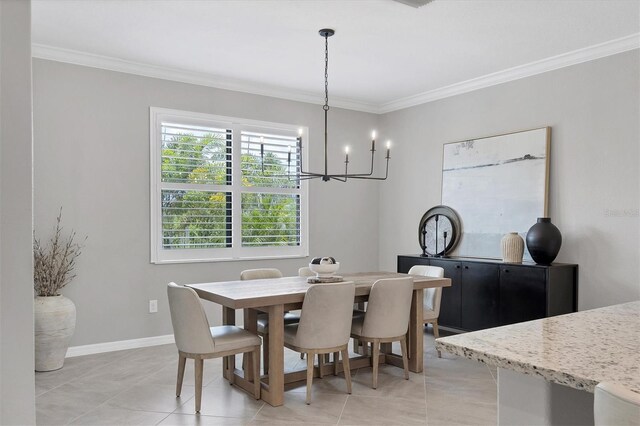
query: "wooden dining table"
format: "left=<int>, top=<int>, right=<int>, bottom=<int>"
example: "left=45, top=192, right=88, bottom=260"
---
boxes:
left=187, top=271, right=450, bottom=407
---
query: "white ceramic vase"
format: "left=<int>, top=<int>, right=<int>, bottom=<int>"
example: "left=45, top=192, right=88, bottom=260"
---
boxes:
left=501, top=232, right=524, bottom=263
left=34, top=296, right=76, bottom=371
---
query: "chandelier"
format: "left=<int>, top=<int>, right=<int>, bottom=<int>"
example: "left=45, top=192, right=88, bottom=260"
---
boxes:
left=261, top=28, right=391, bottom=182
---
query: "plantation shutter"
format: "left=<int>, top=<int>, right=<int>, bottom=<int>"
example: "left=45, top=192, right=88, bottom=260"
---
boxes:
left=160, top=122, right=232, bottom=249
left=240, top=131, right=302, bottom=248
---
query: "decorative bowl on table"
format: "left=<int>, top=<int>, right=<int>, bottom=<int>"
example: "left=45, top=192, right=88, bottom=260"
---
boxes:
left=308, top=257, right=340, bottom=277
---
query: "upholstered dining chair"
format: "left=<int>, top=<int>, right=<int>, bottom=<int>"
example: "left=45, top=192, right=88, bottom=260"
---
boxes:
left=240, top=268, right=300, bottom=373
left=283, top=282, right=355, bottom=404
left=167, top=283, right=261, bottom=413
left=594, top=382, right=640, bottom=425
left=408, top=265, right=445, bottom=357
left=350, top=277, right=413, bottom=389
left=296, top=266, right=314, bottom=359
left=298, top=266, right=315, bottom=277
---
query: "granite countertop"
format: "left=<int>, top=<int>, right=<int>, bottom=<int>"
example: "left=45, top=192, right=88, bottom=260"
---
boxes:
left=435, top=301, right=640, bottom=393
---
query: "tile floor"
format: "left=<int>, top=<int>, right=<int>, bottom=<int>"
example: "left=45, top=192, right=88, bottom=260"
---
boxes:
left=36, top=331, right=497, bottom=425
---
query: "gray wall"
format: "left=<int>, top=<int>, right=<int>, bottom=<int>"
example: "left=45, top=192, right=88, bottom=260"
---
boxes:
left=378, top=50, right=640, bottom=310
left=33, top=49, right=640, bottom=349
left=33, top=59, right=381, bottom=346
left=0, top=0, right=36, bottom=423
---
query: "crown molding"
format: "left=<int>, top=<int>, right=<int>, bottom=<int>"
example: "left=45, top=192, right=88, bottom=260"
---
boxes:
left=33, top=32, right=639, bottom=115
left=31, top=43, right=380, bottom=114
left=378, top=33, right=640, bottom=113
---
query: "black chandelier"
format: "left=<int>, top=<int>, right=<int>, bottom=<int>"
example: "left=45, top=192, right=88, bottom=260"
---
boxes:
left=261, top=28, right=391, bottom=182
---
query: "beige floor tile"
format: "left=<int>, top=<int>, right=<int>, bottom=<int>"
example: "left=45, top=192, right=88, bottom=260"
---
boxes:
left=248, top=421, right=335, bottom=426
left=254, top=391, right=347, bottom=424
left=338, top=395, right=427, bottom=425
left=35, top=349, right=134, bottom=395
left=79, top=355, right=173, bottom=386
left=287, top=371, right=354, bottom=397
left=158, top=413, right=248, bottom=425
left=144, top=361, right=221, bottom=388
left=106, top=383, right=196, bottom=413
left=36, top=378, right=130, bottom=425
left=173, top=378, right=264, bottom=418
left=69, top=406, right=169, bottom=425
left=347, top=365, right=426, bottom=401
left=35, top=329, right=499, bottom=426
left=426, top=394, right=496, bottom=426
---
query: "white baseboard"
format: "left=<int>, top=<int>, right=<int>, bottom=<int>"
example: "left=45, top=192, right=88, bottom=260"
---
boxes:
left=65, top=334, right=175, bottom=358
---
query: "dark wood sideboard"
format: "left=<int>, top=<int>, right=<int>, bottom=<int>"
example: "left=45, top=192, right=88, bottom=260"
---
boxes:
left=398, top=255, right=578, bottom=332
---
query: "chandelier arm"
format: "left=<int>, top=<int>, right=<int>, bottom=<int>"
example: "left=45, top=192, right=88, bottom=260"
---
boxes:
left=344, top=156, right=390, bottom=180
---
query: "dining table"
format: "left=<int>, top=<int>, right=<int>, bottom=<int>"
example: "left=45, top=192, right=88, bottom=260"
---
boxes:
left=187, top=271, right=451, bottom=407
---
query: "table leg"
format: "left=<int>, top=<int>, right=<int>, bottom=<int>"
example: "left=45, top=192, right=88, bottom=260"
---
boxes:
left=222, top=307, right=236, bottom=381
left=243, top=308, right=258, bottom=381
left=261, top=304, right=284, bottom=406
left=408, top=288, right=424, bottom=373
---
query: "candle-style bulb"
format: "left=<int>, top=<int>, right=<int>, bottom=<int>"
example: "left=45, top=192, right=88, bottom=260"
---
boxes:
left=298, top=128, right=303, bottom=137
left=371, top=130, right=376, bottom=140
left=345, top=146, right=350, bottom=154
left=386, top=140, right=391, bottom=149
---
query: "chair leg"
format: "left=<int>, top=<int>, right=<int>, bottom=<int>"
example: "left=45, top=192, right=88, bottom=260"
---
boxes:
left=372, top=339, right=380, bottom=389
left=333, top=351, right=339, bottom=376
left=432, top=320, right=441, bottom=358
left=400, top=337, right=409, bottom=380
left=262, top=334, right=269, bottom=374
left=341, top=348, right=352, bottom=394
left=317, top=353, right=323, bottom=379
left=194, top=358, right=204, bottom=413
left=252, top=347, right=261, bottom=399
left=306, top=351, right=314, bottom=405
left=176, top=354, right=186, bottom=397
left=369, top=342, right=374, bottom=364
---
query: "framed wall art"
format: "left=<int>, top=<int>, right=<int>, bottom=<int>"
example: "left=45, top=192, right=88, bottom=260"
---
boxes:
left=441, top=127, right=550, bottom=259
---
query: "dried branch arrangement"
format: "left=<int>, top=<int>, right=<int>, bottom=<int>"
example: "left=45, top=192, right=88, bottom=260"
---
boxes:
left=34, top=209, right=86, bottom=297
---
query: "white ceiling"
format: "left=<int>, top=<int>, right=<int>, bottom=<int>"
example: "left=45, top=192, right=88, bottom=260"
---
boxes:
left=32, top=0, right=639, bottom=112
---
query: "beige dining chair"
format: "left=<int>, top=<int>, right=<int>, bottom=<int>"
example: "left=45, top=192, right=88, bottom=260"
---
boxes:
left=594, top=382, right=640, bottom=426
left=240, top=268, right=300, bottom=373
left=298, top=266, right=315, bottom=277
left=167, top=282, right=261, bottom=413
left=283, top=282, right=355, bottom=404
left=408, top=264, right=445, bottom=357
left=350, top=277, right=414, bottom=389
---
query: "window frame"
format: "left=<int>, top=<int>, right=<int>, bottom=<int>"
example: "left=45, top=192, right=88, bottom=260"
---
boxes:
left=150, top=107, right=309, bottom=264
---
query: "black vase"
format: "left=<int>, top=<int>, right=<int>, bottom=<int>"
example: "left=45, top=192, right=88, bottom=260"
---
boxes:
left=526, top=218, right=562, bottom=265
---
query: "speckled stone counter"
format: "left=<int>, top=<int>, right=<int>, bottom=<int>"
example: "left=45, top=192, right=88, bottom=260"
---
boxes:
left=436, top=301, right=640, bottom=394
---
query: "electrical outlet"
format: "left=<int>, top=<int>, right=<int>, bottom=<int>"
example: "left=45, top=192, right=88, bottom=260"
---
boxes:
left=149, top=299, right=158, bottom=313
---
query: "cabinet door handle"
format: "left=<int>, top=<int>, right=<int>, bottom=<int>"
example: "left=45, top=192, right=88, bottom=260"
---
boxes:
left=455, top=265, right=460, bottom=269
left=504, top=269, right=509, bottom=273
left=464, top=266, right=469, bottom=269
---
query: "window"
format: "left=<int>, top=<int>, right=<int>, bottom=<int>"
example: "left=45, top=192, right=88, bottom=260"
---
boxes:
left=150, top=108, right=308, bottom=263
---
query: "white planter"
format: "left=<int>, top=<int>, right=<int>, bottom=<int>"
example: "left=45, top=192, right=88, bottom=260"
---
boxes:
left=34, top=296, right=76, bottom=371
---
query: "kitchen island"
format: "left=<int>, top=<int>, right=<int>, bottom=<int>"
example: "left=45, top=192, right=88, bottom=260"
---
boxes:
left=436, top=301, right=640, bottom=425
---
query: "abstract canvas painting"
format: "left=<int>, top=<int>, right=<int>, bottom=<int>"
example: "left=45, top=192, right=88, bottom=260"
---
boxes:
left=441, top=127, right=550, bottom=259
